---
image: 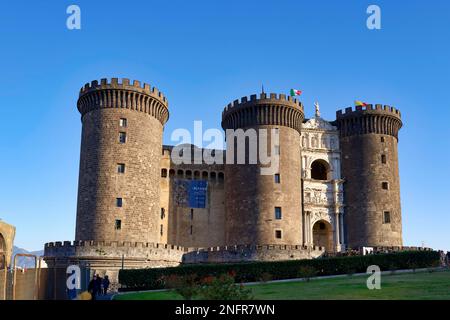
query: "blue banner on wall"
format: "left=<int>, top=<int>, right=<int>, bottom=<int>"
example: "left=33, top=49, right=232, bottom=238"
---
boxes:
left=188, top=180, right=208, bottom=208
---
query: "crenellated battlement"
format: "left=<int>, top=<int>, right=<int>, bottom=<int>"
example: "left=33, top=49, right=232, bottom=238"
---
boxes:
left=79, top=78, right=168, bottom=103
left=336, top=104, right=401, bottom=119
left=223, top=93, right=303, bottom=113
left=182, top=244, right=325, bottom=264
left=189, top=244, right=324, bottom=253
left=335, top=104, right=403, bottom=139
left=44, top=241, right=325, bottom=253
left=44, top=241, right=188, bottom=252
left=44, top=241, right=325, bottom=265
left=221, top=93, right=304, bottom=133
left=77, top=78, right=169, bottom=125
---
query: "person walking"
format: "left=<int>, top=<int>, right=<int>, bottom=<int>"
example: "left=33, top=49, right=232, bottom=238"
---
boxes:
left=96, top=274, right=103, bottom=296
left=88, top=275, right=100, bottom=300
left=103, top=275, right=110, bottom=295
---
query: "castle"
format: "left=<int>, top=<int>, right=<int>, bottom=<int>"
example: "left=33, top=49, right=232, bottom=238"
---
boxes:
left=44, top=78, right=403, bottom=286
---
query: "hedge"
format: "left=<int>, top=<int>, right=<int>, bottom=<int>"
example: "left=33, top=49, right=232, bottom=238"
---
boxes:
left=119, top=250, right=440, bottom=291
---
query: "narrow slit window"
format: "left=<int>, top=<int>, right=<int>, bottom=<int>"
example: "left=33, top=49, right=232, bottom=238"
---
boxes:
left=119, top=132, right=127, bottom=144
left=383, top=211, right=391, bottom=224
left=275, top=207, right=282, bottom=220
left=274, top=174, right=281, bottom=184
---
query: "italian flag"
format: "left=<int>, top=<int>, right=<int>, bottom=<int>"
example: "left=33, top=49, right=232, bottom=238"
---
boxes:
left=355, top=100, right=368, bottom=107
left=290, top=89, right=302, bottom=96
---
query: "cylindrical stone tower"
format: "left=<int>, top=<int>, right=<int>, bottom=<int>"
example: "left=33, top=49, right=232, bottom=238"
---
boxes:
left=221, top=93, right=304, bottom=245
left=75, top=78, right=169, bottom=243
left=336, top=104, right=402, bottom=248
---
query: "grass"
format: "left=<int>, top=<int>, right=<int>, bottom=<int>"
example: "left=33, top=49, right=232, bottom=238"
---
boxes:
left=113, top=269, right=450, bottom=300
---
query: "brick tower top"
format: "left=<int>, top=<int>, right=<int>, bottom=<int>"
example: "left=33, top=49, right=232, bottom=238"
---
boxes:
left=221, top=93, right=304, bottom=133
left=336, top=104, right=402, bottom=140
left=77, top=77, right=169, bottom=125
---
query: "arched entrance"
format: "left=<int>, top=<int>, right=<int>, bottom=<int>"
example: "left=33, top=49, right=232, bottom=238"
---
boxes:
left=312, top=220, right=333, bottom=251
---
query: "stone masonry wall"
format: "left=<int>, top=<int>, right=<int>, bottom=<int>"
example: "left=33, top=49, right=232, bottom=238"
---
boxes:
left=337, top=105, right=402, bottom=248
left=222, top=93, right=304, bottom=246
left=75, top=78, right=168, bottom=244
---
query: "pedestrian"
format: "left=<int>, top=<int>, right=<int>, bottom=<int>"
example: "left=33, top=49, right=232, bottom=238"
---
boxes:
left=96, top=274, right=103, bottom=295
left=88, top=275, right=99, bottom=300
left=103, top=275, right=110, bottom=295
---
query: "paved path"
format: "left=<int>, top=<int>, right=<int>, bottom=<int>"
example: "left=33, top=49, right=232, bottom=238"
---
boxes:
left=95, top=293, right=115, bottom=300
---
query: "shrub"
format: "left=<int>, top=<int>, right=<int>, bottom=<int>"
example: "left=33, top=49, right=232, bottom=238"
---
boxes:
left=259, top=272, right=273, bottom=283
left=164, top=274, right=199, bottom=300
left=196, top=274, right=253, bottom=300
left=297, top=266, right=317, bottom=281
left=119, top=250, right=440, bottom=291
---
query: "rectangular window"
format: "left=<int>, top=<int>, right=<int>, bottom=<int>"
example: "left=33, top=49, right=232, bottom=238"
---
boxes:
left=115, top=219, right=121, bottom=230
left=274, top=174, right=281, bottom=184
left=275, top=230, right=282, bottom=239
left=119, top=132, right=127, bottom=144
left=190, top=225, right=193, bottom=235
left=381, top=154, right=387, bottom=164
left=119, top=118, right=127, bottom=127
left=160, top=208, right=165, bottom=219
left=381, top=136, right=385, bottom=143
left=383, top=211, right=391, bottom=224
left=117, top=163, right=125, bottom=174
left=382, top=182, right=389, bottom=190
left=161, top=168, right=167, bottom=177
left=160, top=224, right=163, bottom=236
left=190, top=209, right=194, bottom=220
left=116, top=198, right=123, bottom=207
left=275, top=207, right=282, bottom=220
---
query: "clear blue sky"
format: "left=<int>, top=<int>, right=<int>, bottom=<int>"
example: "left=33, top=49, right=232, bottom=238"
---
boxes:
left=0, top=1, right=449, bottom=251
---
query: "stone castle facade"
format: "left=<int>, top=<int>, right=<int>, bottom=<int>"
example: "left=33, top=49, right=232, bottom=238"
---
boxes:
left=44, top=78, right=403, bottom=285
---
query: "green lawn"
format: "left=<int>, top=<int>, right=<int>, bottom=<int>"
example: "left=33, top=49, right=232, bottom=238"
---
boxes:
left=114, top=270, right=450, bottom=300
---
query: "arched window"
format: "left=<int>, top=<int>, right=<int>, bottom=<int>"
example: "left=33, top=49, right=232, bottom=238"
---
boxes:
left=161, top=168, right=167, bottom=178
left=194, top=171, right=200, bottom=180
left=177, top=169, right=184, bottom=178
left=210, top=172, right=216, bottom=181
left=218, top=172, right=224, bottom=182
left=169, top=169, right=175, bottom=177
left=185, top=170, right=192, bottom=179
left=311, top=159, right=330, bottom=180
left=202, top=171, right=209, bottom=179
